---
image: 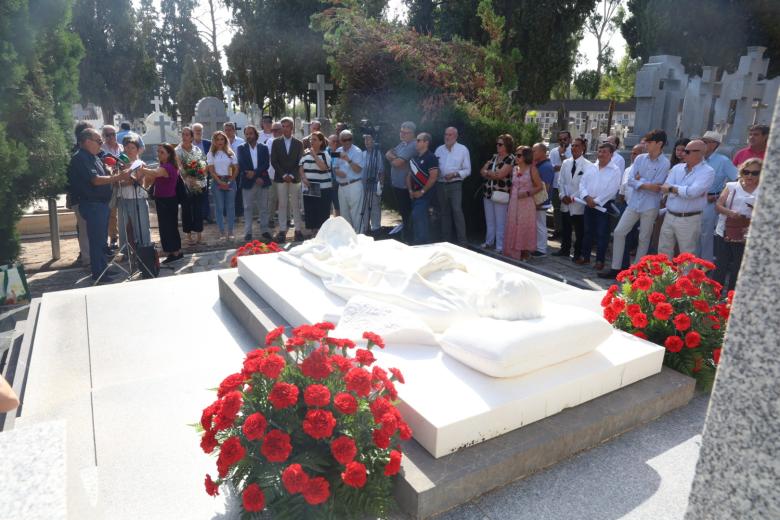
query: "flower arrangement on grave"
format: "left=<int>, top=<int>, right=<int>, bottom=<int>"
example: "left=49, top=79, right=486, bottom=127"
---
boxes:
left=230, top=240, right=284, bottom=268
left=601, top=253, right=733, bottom=390
left=199, top=323, right=411, bottom=518
left=182, top=158, right=207, bottom=193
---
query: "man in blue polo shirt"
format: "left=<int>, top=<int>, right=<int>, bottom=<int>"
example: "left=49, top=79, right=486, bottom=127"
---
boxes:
left=406, top=133, right=440, bottom=245
left=67, top=128, right=130, bottom=282
left=532, top=143, right=554, bottom=256
left=698, top=130, right=738, bottom=261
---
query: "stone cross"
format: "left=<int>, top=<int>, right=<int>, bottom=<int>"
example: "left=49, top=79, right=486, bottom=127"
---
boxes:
left=154, top=113, right=171, bottom=142
left=685, top=92, right=780, bottom=518
left=150, top=96, right=163, bottom=114
left=308, top=74, right=333, bottom=119
left=224, top=86, right=235, bottom=114
left=752, top=100, right=768, bottom=124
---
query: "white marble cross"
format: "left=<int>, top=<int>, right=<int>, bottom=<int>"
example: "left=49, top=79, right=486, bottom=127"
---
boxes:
left=150, top=96, right=163, bottom=114
left=308, top=74, right=333, bottom=119
left=154, top=113, right=171, bottom=142
left=224, top=87, right=235, bottom=114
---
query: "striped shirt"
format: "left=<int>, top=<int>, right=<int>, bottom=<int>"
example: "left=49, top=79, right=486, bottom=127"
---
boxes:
left=300, top=151, right=333, bottom=188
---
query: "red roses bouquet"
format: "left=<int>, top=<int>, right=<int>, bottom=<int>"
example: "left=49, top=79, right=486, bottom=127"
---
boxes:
left=601, top=253, right=732, bottom=389
left=230, top=240, right=283, bottom=268
left=199, top=323, right=411, bottom=518
left=183, top=159, right=207, bottom=193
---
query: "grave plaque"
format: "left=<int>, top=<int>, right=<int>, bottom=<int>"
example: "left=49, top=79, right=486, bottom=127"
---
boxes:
left=193, top=96, right=228, bottom=137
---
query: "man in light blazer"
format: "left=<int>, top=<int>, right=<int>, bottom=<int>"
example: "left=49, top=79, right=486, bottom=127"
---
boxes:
left=237, top=125, right=271, bottom=241
left=556, top=137, right=596, bottom=260
left=270, top=116, right=304, bottom=242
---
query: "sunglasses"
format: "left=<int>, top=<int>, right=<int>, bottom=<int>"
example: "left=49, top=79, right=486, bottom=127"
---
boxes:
left=90, top=137, right=103, bottom=144
left=741, top=169, right=761, bottom=177
left=683, top=149, right=704, bottom=154
left=496, top=142, right=505, bottom=147
left=103, top=132, right=116, bottom=137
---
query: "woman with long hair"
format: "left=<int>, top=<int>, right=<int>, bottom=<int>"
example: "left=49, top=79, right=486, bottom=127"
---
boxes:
left=480, top=133, right=515, bottom=254
left=207, top=130, right=238, bottom=241
left=504, top=146, right=544, bottom=260
left=300, top=130, right=333, bottom=235
left=176, top=126, right=206, bottom=245
left=138, top=143, right=183, bottom=263
left=670, top=138, right=690, bottom=167
left=712, top=158, right=761, bottom=292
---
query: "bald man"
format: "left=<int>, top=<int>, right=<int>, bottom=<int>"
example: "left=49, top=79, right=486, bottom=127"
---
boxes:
left=434, top=127, right=471, bottom=243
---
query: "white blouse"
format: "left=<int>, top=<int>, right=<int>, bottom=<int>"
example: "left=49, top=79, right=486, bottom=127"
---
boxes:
left=715, top=181, right=759, bottom=237
left=207, top=150, right=237, bottom=177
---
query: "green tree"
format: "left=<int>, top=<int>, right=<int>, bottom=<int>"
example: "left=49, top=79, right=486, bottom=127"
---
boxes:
left=598, top=53, right=639, bottom=101
left=0, top=0, right=82, bottom=264
left=574, top=69, right=602, bottom=99
left=177, top=57, right=222, bottom=123
left=622, top=0, right=780, bottom=77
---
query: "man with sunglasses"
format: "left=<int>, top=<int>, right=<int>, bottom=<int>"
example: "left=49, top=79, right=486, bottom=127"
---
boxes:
left=698, top=131, right=738, bottom=261
left=658, top=139, right=714, bottom=257
left=333, top=129, right=365, bottom=231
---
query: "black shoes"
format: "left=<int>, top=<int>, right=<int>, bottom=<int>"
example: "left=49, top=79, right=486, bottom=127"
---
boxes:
left=261, top=232, right=273, bottom=242
left=162, top=253, right=184, bottom=264
left=598, top=269, right=620, bottom=279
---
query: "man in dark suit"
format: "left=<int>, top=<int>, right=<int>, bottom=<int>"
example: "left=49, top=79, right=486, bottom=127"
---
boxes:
left=271, top=116, right=304, bottom=242
left=193, top=123, right=212, bottom=222
left=237, top=125, right=272, bottom=241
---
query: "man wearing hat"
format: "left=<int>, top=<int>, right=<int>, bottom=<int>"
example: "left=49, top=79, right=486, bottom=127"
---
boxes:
left=699, top=131, right=738, bottom=261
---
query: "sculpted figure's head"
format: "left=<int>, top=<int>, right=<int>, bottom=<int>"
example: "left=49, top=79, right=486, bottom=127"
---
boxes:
left=478, top=275, right=544, bottom=320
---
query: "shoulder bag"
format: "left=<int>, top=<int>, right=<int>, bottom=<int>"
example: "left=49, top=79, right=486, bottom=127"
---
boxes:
left=723, top=189, right=750, bottom=243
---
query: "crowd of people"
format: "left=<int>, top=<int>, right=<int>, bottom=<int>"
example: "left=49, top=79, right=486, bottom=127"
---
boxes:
left=66, top=115, right=768, bottom=291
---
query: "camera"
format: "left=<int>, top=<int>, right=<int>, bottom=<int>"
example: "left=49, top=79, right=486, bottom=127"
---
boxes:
left=358, top=119, right=384, bottom=145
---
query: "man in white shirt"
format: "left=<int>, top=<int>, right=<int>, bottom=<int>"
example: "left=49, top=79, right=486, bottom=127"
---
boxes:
left=333, top=130, right=365, bottom=231
left=224, top=122, right=247, bottom=218
left=556, top=137, right=595, bottom=259
left=607, top=135, right=626, bottom=172
left=658, top=140, right=715, bottom=257
left=549, top=130, right=572, bottom=240
left=576, top=142, right=622, bottom=270
left=434, top=127, right=471, bottom=244
left=259, top=116, right=274, bottom=144
left=101, top=125, right=124, bottom=249
left=601, top=131, right=669, bottom=278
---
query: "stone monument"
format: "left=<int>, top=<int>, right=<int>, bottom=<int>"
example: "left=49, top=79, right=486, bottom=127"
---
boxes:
left=627, top=55, right=688, bottom=146
left=679, top=66, right=719, bottom=139
left=141, top=97, right=178, bottom=145
left=307, top=73, right=333, bottom=120
left=685, top=92, right=780, bottom=519
left=193, top=96, right=227, bottom=137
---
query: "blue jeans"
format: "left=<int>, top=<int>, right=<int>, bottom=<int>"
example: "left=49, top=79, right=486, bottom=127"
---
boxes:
left=411, top=190, right=434, bottom=245
left=79, top=200, right=110, bottom=279
left=212, top=185, right=236, bottom=235
left=581, top=205, right=611, bottom=263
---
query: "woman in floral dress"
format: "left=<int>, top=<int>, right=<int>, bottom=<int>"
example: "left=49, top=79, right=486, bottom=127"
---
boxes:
left=504, top=146, right=543, bottom=261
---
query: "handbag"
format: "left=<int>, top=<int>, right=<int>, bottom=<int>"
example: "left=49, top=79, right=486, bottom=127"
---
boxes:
left=533, top=184, right=549, bottom=206
left=175, top=174, right=189, bottom=203
left=723, top=190, right=750, bottom=243
left=490, top=190, right=510, bottom=204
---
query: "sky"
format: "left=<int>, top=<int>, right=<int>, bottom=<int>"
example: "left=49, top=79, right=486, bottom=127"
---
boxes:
left=183, top=0, right=625, bottom=79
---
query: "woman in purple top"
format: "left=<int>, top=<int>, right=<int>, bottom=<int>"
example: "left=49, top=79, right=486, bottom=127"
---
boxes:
left=139, top=143, right=183, bottom=263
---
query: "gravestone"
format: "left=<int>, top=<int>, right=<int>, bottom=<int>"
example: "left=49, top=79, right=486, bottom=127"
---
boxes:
left=141, top=111, right=178, bottom=145
left=712, top=47, right=780, bottom=152
left=193, top=96, right=227, bottom=138
left=627, top=55, right=688, bottom=146
left=685, top=92, right=780, bottom=519
left=72, top=103, right=104, bottom=127
left=307, top=73, right=333, bottom=119
left=679, top=66, right=719, bottom=139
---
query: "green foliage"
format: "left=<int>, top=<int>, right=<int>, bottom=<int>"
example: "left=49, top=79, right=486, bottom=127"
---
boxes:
left=598, top=53, right=640, bottom=102
left=0, top=0, right=81, bottom=264
left=622, top=0, right=780, bottom=77
left=574, top=69, right=602, bottom=99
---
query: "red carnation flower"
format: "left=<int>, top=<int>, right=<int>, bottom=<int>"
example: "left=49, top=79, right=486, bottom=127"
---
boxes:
left=259, top=353, right=286, bottom=379
left=242, top=412, right=268, bottom=441
left=626, top=304, right=642, bottom=317
left=601, top=293, right=613, bottom=307
left=695, top=259, right=716, bottom=271
left=217, top=373, right=245, bottom=398
left=242, top=483, right=265, bottom=512
left=688, top=268, right=706, bottom=282
left=727, top=290, right=735, bottom=303
left=304, top=384, right=331, bottom=407
left=379, top=411, right=399, bottom=436
left=632, top=276, right=653, bottom=291
left=268, top=382, right=299, bottom=409
left=633, top=331, right=648, bottom=340
left=200, top=429, right=218, bottom=454
left=345, top=367, right=373, bottom=397
left=201, top=402, right=219, bottom=431
left=673, top=314, right=691, bottom=332
left=314, top=321, right=336, bottom=331
left=342, top=461, right=368, bottom=488
left=330, top=436, right=358, bottom=465
left=603, top=305, right=619, bottom=323
left=303, top=409, right=337, bottom=439
left=384, top=450, right=402, bottom=476
left=242, top=349, right=267, bottom=376
left=665, top=284, right=683, bottom=299
left=282, top=464, right=309, bottom=494
left=302, top=476, right=330, bottom=505
left=684, top=331, right=701, bottom=349
left=293, top=324, right=329, bottom=341
left=674, top=252, right=696, bottom=264
left=610, top=298, right=626, bottom=313
left=300, top=346, right=333, bottom=380
left=330, top=354, right=354, bottom=373
left=363, top=331, right=385, bottom=348
left=373, top=429, right=391, bottom=449
left=630, top=312, right=648, bottom=329
left=693, top=300, right=710, bottom=313
left=370, top=397, right=393, bottom=421
left=384, top=379, right=399, bottom=401
left=216, top=436, right=246, bottom=477
left=334, top=392, right=358, bottom=415
left=648, top=292, right=666, bottom=305
left=607, top=284, right=619, bottom=294
left=664, top=336, right=684, bottom=353
left=398, top=421, right=413, bottom=440
left=355, top=348, right=376, bottom=366
left=653, top=302, right=673, bottom=321
left=265, top=326, right=285, bottom=346
left=285, top=336, right=306, bottom=351
left=261, top=429, right=292, bottom=463
left=205, top=474, right=219, bottom=496
left=389, top=367, right=405, bottom=384
left=715, top=304, right=730, bottom=320
left=713, top=348, right=722, bottom=365
left=214, top=391, right=243, bottom=430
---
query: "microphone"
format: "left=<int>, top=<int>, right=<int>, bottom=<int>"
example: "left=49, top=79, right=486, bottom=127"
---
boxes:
left=102, top=156, right=117, bottom=167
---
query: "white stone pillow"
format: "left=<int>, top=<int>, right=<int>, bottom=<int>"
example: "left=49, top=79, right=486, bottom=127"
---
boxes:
left=439, top=304, right=613, bottom=378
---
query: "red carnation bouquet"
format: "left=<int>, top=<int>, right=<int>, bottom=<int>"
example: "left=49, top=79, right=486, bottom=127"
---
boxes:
left=183, top=159, right=207, bottom=193
left=199, top=323, right=410, bottom=518
left=601, top=253, right=733, bottom=389
left=230, top=240, right=283, bottom=268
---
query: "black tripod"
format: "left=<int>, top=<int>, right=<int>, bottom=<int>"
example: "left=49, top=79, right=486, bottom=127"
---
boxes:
left=357, top=147, right=382, bottom=235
